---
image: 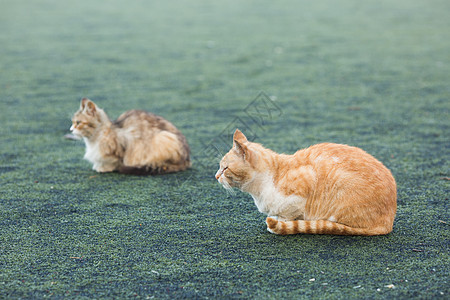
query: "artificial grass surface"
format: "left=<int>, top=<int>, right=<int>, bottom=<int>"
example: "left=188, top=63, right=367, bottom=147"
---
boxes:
left=1, top=0, right=449, bottom=298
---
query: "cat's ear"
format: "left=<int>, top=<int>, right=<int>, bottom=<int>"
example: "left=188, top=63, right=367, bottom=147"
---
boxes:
left=233, top=129, right=248, bottom=143
left=82, top=99, right=97, bottom=116
left=80, top=98, right=89, bottom=109
left=233, top=129, right=250, bottom=161
left=234, top=139, right=247, bottom=159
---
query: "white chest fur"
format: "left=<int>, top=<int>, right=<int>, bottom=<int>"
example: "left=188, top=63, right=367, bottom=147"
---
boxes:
left=83, top=138, right=102, bottom=166
left=249, top=174, right=307, bottom=221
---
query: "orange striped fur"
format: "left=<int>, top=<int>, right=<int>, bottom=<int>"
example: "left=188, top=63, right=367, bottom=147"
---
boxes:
left=70, top=98, right=190, bottom=174
left=215, top=129, right=397, bottom=236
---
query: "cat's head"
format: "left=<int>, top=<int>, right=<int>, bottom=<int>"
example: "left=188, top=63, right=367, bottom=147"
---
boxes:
left=70, top=98, right=109, bottom=138
left=215, top=129, right=267, bottom=192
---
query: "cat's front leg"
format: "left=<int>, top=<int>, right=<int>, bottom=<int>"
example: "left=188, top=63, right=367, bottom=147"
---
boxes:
left=94, top=162, right=117, bottom=173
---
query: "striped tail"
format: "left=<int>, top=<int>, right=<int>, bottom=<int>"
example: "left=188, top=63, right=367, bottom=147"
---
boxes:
left=266, top=217, right=391, bottom=236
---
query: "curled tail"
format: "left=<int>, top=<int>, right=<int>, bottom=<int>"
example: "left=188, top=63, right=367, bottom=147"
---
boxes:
left=266, top=217, right=392, bottom=236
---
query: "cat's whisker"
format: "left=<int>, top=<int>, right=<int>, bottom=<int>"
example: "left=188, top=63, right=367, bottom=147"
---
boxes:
left=225, top=187, right=236, bottom=196
left=221, top=179, right=236, bottom=196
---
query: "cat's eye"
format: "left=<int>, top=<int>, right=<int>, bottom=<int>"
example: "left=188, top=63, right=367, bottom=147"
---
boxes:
left=76, top=120, right=81, bottom=125
left=218, top=166, right=228, bottom=177
left=223, top=167, right=233, bottom=177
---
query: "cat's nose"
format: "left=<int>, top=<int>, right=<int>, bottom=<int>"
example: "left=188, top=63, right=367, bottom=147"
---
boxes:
left=215, top=170, right=221, bottom=180
left=70, top=125, right=74, bottom=131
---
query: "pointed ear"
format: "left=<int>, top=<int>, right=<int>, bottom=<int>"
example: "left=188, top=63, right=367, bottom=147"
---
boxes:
left=233, top=139, right=247, bottom=159
left=233, top=130, right=251, bottom=161
left=234, top=139, right=254, bottom=163
left=233, top=129, right=248, bottom=144
left=83, top=99, right=97, bottom=115
left=80, top=98, right=89, bottom=109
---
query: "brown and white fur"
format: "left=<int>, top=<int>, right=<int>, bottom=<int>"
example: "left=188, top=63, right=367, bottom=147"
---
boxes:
left=70, top=98, right=190, bottom=175
left=215, top=129, right=397, bottom=235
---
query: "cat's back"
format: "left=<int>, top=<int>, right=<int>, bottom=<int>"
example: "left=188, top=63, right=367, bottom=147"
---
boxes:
left=297, top=142, right=396, bottom=192
left=114, top=110, right=179, bottom=133
left=302, top=143, right=385, bottom=168
left=113, top=109, right=190, bottom=159
left=295, top=143, right=394, bottom=184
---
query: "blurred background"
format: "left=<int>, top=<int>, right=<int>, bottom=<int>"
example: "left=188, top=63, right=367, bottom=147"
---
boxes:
left=0, top=0, right=448, bottom=298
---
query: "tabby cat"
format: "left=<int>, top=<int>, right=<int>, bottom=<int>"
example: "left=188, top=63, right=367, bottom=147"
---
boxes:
left=215, top=129, right=397, bottom=235
left=70, top=98, right=190, bottom=175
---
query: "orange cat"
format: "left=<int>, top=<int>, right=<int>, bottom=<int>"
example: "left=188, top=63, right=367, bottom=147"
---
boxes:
left=215, top=129, right=397, bottom=235
left=70, top=98, right=190, bottom=175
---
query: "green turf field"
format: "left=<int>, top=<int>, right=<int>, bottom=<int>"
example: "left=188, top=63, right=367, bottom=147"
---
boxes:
left=1, top=0, right=448, bottom=298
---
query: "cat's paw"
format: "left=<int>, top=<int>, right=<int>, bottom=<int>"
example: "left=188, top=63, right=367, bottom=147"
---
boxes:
left=267, top=226, right=279, bottom=234
left=94, top=165, right=116, bottom=173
